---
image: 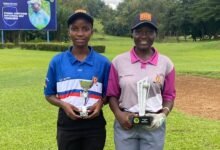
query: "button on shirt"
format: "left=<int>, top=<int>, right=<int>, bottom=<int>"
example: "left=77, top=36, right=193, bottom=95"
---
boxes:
left=107, top=47, right=176, bottom=113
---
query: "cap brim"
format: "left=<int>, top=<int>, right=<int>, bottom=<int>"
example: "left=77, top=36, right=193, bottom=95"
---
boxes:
left=67, top=13, right=93, bottom=26
left=131, top=21, right=157, bottom=30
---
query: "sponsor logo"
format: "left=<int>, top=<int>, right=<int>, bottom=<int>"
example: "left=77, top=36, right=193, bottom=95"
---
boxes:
left=139, top=12, right=151, bottom=21
left=153, top=74, right=164, bottom=84
left=92, top=76, right=98, bottom=86
left=134, top=117, right=140, bottom=124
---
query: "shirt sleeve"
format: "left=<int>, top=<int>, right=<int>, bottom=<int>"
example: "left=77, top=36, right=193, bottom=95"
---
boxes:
left=162, top=68, right=176, bottom=101
left=44, top=60, right=57, bottom=96
left=106, top=64, right=121, bottom=98
left=102, top=60, right=111, bottom=97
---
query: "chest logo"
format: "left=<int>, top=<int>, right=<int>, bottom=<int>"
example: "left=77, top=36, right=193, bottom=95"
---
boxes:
left=92, top=76, right=98, bottom=86
left=154, top=74, right=164, bottom=84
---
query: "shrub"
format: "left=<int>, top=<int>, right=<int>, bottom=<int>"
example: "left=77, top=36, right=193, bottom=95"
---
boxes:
left=92, top=45, right=105, bottom=53
left=18, top=43, right=105, bottom=53
left=0, top=43, right=15, bottom=49
left=20, top=43, right=38, bottom=50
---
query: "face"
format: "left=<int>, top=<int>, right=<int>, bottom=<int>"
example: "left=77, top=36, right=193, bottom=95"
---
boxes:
left=68, top=18, right=93, bottom=48
left=132, top=25, right=156, bottom=51
left=31, top=3, right=40, bottom=12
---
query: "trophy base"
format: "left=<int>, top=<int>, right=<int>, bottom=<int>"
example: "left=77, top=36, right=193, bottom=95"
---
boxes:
left=74, top=109, right=93, bottom=117
left=130, top=116, right=153, bottom=125
left=80, top=111, right=88, bottom=117
left=79, top=106, right=88, bottom=117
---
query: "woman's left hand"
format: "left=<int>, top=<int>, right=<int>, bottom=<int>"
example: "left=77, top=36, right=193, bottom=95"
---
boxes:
left=145, top=113, right=166, bottom=129
left=86, top=100, right=104, bottom=119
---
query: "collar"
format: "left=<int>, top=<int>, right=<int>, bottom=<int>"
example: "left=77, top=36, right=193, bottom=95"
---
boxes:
left=67, top=46, right=94, bottom=66
left=130, top=47, right=158, bottom=65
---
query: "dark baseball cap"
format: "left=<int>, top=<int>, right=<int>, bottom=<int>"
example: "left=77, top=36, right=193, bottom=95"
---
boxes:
left=131, top=12, right=157, bottom=31
left=67, top=9, right=94, bottom=27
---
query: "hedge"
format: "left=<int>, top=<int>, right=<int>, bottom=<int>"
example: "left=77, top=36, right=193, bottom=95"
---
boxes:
left=0, top=43, right=105, bottom=53
left=19, top=43, right=105, bottom=53
left=0, top=43, right=15, bottom=49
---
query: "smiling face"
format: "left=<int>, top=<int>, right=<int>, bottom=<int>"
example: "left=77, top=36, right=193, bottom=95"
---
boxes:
left=31, top=3, right=41, bottom=13
left=132, top=24, right=156, bottom=51
left=68, top=18, right=93, bottom=48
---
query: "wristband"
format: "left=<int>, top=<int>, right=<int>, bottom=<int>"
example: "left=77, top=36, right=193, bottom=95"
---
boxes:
left=162, top=107, right=170, bottom=112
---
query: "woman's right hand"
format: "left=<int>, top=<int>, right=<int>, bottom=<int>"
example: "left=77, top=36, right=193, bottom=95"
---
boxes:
left=115, top=111, right=133, bottom=130
left=60, top=102, right=81, bottom=120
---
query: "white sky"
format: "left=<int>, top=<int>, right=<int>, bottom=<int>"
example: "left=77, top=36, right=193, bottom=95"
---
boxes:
left=101, top=0, right=124, bottom=9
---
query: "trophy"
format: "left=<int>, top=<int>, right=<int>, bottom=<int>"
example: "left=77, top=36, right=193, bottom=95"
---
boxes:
left=79, top=80, right=93, bottom=117
left=130, top=78, right=153, bottom=125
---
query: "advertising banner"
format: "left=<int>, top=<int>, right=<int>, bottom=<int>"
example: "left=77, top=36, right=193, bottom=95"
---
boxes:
left=0, top=0, right=57, bottom=30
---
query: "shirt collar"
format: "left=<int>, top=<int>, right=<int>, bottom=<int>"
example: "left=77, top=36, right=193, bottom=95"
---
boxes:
left=130, top=47, right=158, bottom=65
left=67, top=46, right=94, bottom=66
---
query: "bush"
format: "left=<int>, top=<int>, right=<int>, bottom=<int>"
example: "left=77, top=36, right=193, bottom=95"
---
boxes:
left=92, top=45, right=105, bottom=53
left=0, top=44, right=3, bottom=49
left=37, top=43, right=68, bottom=52
left=18, top=43, right=105, bottom=53
left=0, top=43, right=15, bottom=49
left=19, top=43, right=38, bottom=50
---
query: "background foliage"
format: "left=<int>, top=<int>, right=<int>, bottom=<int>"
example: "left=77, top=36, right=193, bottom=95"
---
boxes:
left=2, top=0, right=219, bottom=43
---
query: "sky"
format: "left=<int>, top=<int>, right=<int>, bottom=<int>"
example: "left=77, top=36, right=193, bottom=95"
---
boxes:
left=101, top=0, right=124, bottom=9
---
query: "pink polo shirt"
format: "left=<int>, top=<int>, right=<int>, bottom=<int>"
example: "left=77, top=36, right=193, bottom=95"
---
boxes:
left=107, top=47, right=176, bottom=113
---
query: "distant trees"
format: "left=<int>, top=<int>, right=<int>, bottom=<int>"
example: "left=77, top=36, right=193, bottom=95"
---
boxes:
left=102, top=0, right=167, bottom=37
left=3, top=0, right=219, bottom=43
left=191, top=0, right=220, bottom=39
left=102, top=0, right=220, bottom=40
left=163, top=0, right=220, bottom=40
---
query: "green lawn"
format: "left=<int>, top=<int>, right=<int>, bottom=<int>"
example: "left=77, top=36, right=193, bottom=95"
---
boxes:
left=0, top=38, right=220, bottom=150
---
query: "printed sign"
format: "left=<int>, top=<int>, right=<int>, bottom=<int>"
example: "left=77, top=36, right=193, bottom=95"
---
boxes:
left=0, top=0, right=57, bottom=30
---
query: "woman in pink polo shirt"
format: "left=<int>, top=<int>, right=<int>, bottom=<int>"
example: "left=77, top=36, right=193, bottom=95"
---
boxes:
left=107, top=12, right=176, bottom=150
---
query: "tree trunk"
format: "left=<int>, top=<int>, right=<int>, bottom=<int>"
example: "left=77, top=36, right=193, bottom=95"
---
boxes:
left=184, top=34, right=187, bottom=41
left=214, top=33, right=218, bottom=39
left=176, top=31, right=180, bottom=42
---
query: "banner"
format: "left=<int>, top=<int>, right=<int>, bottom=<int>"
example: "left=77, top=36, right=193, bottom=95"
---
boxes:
left=0, top=0, right=57, bottom=30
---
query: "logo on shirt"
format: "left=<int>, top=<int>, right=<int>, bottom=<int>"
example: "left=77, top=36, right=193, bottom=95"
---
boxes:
left=153, top=74, right=164, bottom=84
left=59, top=77, right=71, bottom=82
left=139, top=12, right=152, bottom=22
left=92, top=76, right=98, bottom=86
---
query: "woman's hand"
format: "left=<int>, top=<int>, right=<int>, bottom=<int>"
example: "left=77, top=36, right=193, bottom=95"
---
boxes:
left=115, top=111, right=134, bottom=130
left=86, top=100, right=104, bottom=119
left=145, top=113, right=166, bottom=129
left=61, top=102, right=81, bottom=120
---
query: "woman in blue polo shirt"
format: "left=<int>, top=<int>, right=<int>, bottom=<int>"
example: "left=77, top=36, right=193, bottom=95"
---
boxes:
left=44, top=9, right=110, bottom=150
left=107, top=12, right=176, bottom=150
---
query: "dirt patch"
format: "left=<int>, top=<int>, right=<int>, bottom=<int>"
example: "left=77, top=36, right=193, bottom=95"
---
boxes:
left=175, top=75, right=220, bottom=120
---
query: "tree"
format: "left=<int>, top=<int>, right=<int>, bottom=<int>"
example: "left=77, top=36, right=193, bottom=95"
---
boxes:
left=191, top=0, right=220, bottom=39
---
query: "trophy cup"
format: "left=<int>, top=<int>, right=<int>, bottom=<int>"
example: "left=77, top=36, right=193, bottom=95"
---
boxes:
left=79, top=80, right=93, bottom=117
left=130, top=78, right=153, bottom=125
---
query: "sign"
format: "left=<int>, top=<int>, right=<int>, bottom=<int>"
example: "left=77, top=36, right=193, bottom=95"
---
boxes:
left=0, top=0, right=57, bottom=30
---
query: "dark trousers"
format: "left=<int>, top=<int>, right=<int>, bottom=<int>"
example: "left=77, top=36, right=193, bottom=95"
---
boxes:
left=57, top=127, right=106, bottom=150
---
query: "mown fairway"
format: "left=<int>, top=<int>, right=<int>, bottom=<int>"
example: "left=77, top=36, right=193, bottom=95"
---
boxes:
left=0, top=37, right=220, bottom=150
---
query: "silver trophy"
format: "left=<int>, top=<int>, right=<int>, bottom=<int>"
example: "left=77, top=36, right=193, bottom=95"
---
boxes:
left=79, top=80, right=93, bottom=117
left=130, top=78, right=153, bottom=125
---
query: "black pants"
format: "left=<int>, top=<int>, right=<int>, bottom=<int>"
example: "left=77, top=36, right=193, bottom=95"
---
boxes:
left=57, top=127, right=106, bottom=150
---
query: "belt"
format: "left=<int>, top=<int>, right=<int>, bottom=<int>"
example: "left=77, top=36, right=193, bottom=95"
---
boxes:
left=119, top=108, right=158, bottom=114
